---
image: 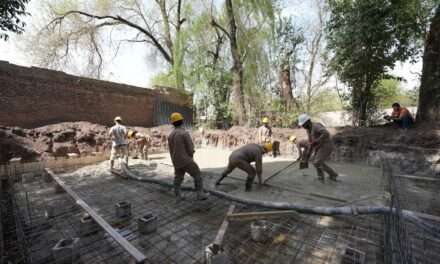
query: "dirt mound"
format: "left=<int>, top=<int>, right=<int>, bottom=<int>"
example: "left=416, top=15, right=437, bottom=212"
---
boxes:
left=0, top=122, right=174, bottom=163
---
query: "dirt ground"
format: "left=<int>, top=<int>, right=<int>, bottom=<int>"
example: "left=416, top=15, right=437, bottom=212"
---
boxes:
left=2, top=120, right=440, bottom=165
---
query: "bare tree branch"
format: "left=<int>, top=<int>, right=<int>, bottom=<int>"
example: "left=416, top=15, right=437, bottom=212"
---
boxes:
left=48, top=10, right=173, bottom=64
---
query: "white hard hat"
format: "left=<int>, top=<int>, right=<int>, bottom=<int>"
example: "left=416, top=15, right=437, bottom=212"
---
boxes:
left=298, top=114, right=310, bottom=126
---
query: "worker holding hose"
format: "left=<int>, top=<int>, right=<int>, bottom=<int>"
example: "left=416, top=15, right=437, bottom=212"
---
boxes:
left=168, top=112, right=207, bottom=201
left=215, top=143, right=273, bottom=191
left=298, top=114, right=338, bottom=182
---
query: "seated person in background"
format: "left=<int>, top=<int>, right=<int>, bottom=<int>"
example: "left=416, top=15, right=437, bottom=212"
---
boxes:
left=384, top=103, right=414, bottom=129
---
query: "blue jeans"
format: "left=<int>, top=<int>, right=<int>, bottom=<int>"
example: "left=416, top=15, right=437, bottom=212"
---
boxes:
left=395, top=116, right=413, bottom=129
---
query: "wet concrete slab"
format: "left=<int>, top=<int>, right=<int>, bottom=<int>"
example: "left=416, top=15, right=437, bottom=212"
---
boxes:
left=147, top=147, right=386, bottom=207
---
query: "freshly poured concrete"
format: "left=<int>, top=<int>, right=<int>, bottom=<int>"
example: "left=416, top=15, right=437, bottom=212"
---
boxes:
left=146, top=147, right=386, bottom=207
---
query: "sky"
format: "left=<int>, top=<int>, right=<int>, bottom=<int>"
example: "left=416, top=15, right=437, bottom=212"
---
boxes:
left=0, top=0, right=422, bottom=90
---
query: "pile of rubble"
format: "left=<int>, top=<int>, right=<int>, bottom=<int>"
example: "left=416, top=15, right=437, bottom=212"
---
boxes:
left=0, top=122, right=174, bottom=163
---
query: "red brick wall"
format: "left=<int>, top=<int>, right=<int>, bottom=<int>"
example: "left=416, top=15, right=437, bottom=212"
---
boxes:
left=0, top=61, right=189, bottom=128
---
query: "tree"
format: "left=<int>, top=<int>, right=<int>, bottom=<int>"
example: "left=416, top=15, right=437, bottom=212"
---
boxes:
left=210, top=0, right=275, bottom=125
left=417, top=4, right=440, bottom=122
left=0, top=0, right=30, bottom=40
left=273, top=16, right=303, bottom=110
left=26, top=0, right=188, bottom=86
left=326, top=0, right=426, bottom=126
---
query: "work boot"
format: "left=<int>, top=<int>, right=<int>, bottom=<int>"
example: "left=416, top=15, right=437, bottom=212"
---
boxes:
left=245, top=177, right=254, bottom=192
left=316, top=169, right=325, bottom=182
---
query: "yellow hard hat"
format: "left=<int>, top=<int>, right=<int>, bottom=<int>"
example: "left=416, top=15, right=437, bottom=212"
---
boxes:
left=263, top=142, right=273, bottom=152
left=114, top=116, right=122, bottom=122
left=170, top=112, right=184, bottom=124
left=262, top=117, right=269, bottom=124
left=289, top=135, right=297, bottom=142
left=127, top=129, right=137, bottom=139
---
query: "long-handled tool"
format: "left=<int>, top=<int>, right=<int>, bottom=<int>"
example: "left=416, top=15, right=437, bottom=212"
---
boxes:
left=263, top=160, right=298, bottom=184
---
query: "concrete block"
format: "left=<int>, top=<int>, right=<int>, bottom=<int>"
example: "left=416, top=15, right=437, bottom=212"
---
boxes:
left=250, top=220, right=271, bottom=242
left=79, top=214, right=100, bottom=236
left=205, top=244, right=232, bottom=264
left=115, top=201, right=132, bottom=219
left=52, top=238, right=80, bottom=264
left=138, top=213, right=157, bottom=235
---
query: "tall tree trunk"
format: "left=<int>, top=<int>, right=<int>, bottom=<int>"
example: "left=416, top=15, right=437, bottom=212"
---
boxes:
left=417, top=5, right=440, bottom=122
left=280, top=63, right=293, bottom=110
left=226, top=0, right=246, bottom=125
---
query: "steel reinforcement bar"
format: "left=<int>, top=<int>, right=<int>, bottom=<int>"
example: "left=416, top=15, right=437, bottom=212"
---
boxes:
left=45, top=169, right=147, bottom=264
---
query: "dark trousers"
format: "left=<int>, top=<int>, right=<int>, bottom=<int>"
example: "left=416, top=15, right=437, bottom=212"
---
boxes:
left=174, top=161, right=203, bottom=196
left=395, top=116, right=413, bottom=129
left=217, top=159, right=256, bottom=190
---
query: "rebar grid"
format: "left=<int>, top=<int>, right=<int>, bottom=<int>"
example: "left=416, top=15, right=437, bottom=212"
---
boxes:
left=383, top=160, right=440, bottom=264
left=9, top=158, right=440, bottom=264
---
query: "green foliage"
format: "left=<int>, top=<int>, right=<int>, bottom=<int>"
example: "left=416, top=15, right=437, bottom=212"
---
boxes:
left=309, top=90, right=344, bottom=114
left=326, top=0, right=430, bottom=126
left=375, top=79, right=418, bottom=108
left=0, top=0, right=30, bottom=40
left=151, top=72, right=177, bottom=88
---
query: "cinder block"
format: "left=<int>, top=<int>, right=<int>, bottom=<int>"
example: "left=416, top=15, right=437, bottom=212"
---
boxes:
left=115, top=201, right=132, bottom=219
left=138, top=213, right=157, bottom=235
left=79, top=214, right=100, bottom=236
left=52, top=238, right=80, bottom=264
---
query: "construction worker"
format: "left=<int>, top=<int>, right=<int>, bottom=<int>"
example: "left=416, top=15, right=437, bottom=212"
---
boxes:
left=298, top=114, right=338, bottom=182
left=215, top=143, right=273, bottom=192
left=384, top=102, right=414, bottom=129
left=168, top=112, right=207, bottom=200
left=257, top=117, right=272, bottom=144
left=109, top=116, right=128, bottom=171
left=289, top=135, right=311, bottom=162
left=128, top=130, right=151, bottom=160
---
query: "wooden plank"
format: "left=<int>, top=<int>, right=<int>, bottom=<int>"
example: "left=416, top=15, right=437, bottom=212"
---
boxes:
left=213, top=204, right=235, bottom=247
left=45, top=169, right=146, bottom=264
left=226, top=210, right=299, bottom=222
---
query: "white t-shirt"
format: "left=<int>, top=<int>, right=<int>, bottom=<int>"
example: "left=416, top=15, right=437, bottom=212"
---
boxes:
left=109, top=124, right=127, bottom=147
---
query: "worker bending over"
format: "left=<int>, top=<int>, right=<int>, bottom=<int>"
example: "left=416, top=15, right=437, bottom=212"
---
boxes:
left=215, top=143, right=273, bottom=192
left=257, top=117, right=272, bottom=144
left=109, top=116, right=128, bottom=172
left=298, top=114, right=338, bottom=182
left=168, top=113, right=207, bottom=200
left=384, top=102, right=414, bottom=129
left=128, top=130, right=151, bottom=160
left=289, top=136, right=310, bottom=162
